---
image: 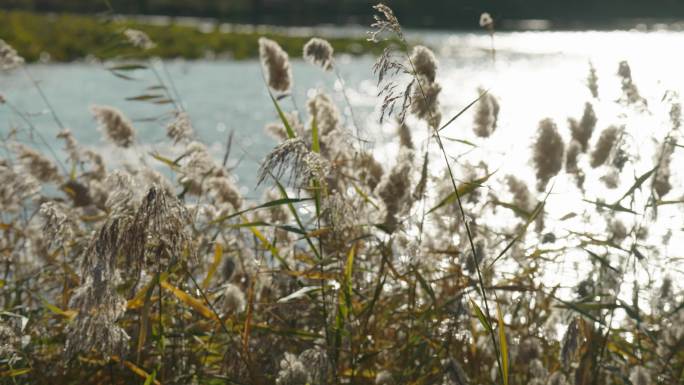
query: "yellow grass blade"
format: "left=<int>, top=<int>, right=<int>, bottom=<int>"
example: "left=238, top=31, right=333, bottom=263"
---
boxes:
left=497, top=303, right=509, bottom=385
left=160, top=281, right=218, bottom=321
left=202, top=242, right=224, bottom=289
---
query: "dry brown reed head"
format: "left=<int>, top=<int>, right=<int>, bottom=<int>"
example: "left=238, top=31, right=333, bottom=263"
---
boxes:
left=258, top=138, right=329, bottom=187
left=0, top=39, right=24, bottom=71
left=533, top=118, right=564, bottom=192
left=57, top=128, right=81, bottom=164
left=123, top=28, right=156, bottom=50
left=568, top=102, right=596, bottom=152
left=122, top=185, right=196, bottom=274
left=303, top=37, right=334, bottom=71
left=266, top=111, right=304, bottom=141
left=473, top=88, right=499, bottom=138
left=410, top=45, right=437, bottom=83
left=506, top=175, right=535, bottom=215
left=444, top=358, right=469, bottom=385
left=276, top=352, right=310, bottom=385
left=14, top=144, right=62, bottom=183
left=375, top=370, right=393, bottom=384
left=479, top=12, right=494, bottom=32
left=355, top=152, right=384, bottom=190
left=259, top=37, right=293, bottom=94
left=670, top=101, right=681, bottom=130
left=368, top=3, right=403, bottom=43
left=369, top=4, right=416, bottom=124
left=565, top=139, right=581, bottom=174
left=652, top=141, right=674, bottom=198
left=375, top=147, right=414, bottom=232
left=307, top=92, right=341, bottom=137
left=166, top=110, right=194, bottom=144
left=0, top=320, right=20, bottom=358
left=398, top=121, right=414, bottom=149
left=629, top=366, right=650, bottom=385
left=410, top=75, right=442, bottom=129
left=587, top=62, right=599, bottom=98
left=617, top=60, right=646, bottom=107
left=547, top=372, right=570, bottom=385
left=220, top=283, right=246, bottom=315
left=40, top=201, right=77, bottom=251
left=590, top=125, right=619, bottom=168
left=0, top=163, right=40, bottom=213
left=90, top=105, right=136, bottom=148
left=67, top=241, right=130, bottom=360
left=206, top=176, right=243, bottom=210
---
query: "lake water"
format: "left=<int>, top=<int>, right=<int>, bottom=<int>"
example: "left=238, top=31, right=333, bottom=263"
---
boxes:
left=1, top=30, right=683, bottom=298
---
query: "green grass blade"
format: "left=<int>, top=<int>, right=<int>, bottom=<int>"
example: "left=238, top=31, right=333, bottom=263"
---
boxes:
left=269, top=91, right=296, bottom=139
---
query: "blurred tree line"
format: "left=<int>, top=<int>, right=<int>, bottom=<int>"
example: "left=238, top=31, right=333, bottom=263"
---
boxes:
left=4, top=0, right=684, bottom=28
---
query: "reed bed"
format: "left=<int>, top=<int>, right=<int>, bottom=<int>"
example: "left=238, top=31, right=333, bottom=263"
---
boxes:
left=0, top=4, right=683, bottom=385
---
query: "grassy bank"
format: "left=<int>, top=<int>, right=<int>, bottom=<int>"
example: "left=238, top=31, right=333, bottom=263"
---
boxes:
left=0, top=10, right=385, bottom=62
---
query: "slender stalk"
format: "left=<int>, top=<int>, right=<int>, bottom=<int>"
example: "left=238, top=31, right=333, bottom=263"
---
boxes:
left=398, top=35, right=505, bottom=384
left=22, top=67, right=66, bottom=130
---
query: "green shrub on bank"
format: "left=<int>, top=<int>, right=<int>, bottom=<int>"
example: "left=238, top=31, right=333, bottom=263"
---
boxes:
left=0, top=10, right=385, bottom=62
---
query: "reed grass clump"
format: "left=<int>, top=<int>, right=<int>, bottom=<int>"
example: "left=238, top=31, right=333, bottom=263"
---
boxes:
left=0, top=4, right=683, bottom=385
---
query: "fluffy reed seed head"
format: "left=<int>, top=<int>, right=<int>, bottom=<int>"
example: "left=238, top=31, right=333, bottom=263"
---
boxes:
left=375, top=370, right=393, bottom=385
left=57, top=128, right=81, bottom=164
left=15, top=144, right=61, bottom=183
left=473, top=89, right=500, bottom=138
left=0, top=39, right=24, bottom=71
left=66, top=275, right=129, bottom=359
left=220, top=283, right=246, bottom=315
left=587, top=62, right=599, bottom=98
left=670, top=102, right=681, bottom=130
left=303, top=37, right=334, bottom=71
left=298, top=347, right=330, bottom=385
left=410, top=75, right=442, bottom=129
left=565, top=140, right=581, bottom=174
left=206, top=176, right=243, bottom=210
left=533, top=118, right=564, bottom=192
left=259, top=37, right=293, bottom=93
left=122, top=185, right=196, bottom=273
left=0, top=163, right=40, bottom=212
left=368, top=3, right=403, bottom=42
left=0, top=320, right=20, bottom=358
left=410, top=45, right=437, bottom=83
left=653, top=142, right=674, bottom=198
left=258, top=138, right=329, bottom=187
left=91, top=105, right=136, bottom=148
left=40, top=201, right=77, bottom=250
left=266, top=111, right=304, bottom=141
left=166, top=111, right=194, bottom=144
left=398, top=121, right=414, bottom=149
left=276, top=353, right=310, bottom=385
left=590, top=125, right=619, bottom=168
left=506, top=175, right=535, bottom=215
left=307, top=92, right=341, bottom=136
left=568, top=102, right=596, bottom=152
left=123, top=28, right=156, bottom=50
left=628, top=366, right=650, bottom=385
left=480, top=12, right=494, bottom=30
left=356, top=152, right=384, bottom=190
left=376, top=148, right=414, bottom=232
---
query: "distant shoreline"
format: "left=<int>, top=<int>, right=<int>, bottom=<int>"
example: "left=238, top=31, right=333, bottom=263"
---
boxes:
left=0, top=11, right=389, bottom=63
left=3, top=10, right=684, bottom=64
